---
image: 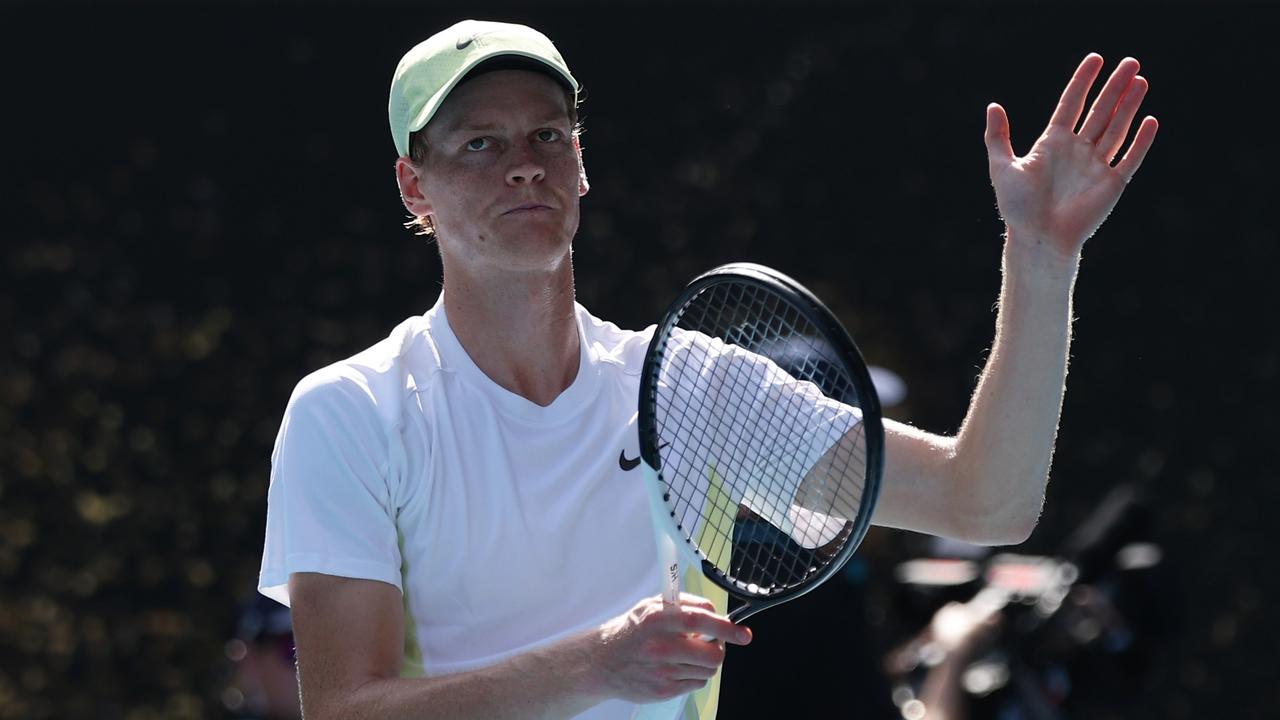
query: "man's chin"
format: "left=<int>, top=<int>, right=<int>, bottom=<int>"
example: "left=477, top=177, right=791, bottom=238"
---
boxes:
left=496, top=215, right=576, bottom=244
left=491, top=231, right=576, bottom=270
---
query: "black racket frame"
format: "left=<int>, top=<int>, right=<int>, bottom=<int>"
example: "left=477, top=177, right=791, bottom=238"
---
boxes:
left=638, top=262, right=885, bottom=623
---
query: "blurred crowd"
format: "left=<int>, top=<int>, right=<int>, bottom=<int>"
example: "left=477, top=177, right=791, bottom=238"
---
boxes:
left=4, top=4, right=1275, bottom=719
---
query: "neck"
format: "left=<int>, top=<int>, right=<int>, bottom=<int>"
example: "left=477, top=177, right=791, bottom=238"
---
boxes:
left=441, top=253, right=579, bottom=407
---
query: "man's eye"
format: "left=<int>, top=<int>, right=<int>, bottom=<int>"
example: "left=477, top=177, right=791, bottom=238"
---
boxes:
left=465, top=137, right=490, bottom=151
left=536, top=129, right=563, bottom=143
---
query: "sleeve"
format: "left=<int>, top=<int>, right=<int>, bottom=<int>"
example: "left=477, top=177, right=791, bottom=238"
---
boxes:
left=258, top=370, right=404, bottom=606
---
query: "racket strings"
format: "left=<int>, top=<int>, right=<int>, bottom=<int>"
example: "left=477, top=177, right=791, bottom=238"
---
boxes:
left=653, top=279, right=871, bottom=595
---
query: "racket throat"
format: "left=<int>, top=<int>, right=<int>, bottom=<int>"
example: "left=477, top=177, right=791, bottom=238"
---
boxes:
left=726, top=602, right=762, bottom=625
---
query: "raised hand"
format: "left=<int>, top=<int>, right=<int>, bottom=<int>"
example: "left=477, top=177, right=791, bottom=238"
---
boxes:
left=984, top=54, right=1159, bottom=259
left=592, top=593, right=751, bottom=703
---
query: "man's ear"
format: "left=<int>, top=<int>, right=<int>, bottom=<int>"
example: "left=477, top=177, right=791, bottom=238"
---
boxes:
left=395, top=157, right=435, bottom=217
left=574, top=135, right=590, bottom=197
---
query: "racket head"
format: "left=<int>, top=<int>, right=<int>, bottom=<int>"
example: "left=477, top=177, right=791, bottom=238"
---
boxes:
left=638, top=263, right=884, bottom=619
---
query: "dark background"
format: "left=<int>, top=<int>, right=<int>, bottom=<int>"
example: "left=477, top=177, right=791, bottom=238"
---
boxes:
left=2, top=1, right=1276, bottom=718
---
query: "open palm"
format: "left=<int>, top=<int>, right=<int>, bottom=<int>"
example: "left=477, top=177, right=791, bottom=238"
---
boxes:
left=985, top=54, right=1159, bottom=258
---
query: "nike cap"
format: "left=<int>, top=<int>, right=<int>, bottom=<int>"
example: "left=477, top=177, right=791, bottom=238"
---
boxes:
left=388, top=19, right=579, bottom=157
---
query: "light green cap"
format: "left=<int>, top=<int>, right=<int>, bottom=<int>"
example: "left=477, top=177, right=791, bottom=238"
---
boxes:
left=388, top=19, right=579, bottom=157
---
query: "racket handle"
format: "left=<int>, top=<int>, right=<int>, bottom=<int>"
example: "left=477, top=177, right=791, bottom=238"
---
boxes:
left=643, top=463, right=683, bottom=608
left=658, top=534, right=680, bottom=609
left=637, top=463, right=688, bottom=719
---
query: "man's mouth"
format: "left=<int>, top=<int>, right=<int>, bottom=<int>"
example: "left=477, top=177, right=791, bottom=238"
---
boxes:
left=503, top=202, right=553, bottom=215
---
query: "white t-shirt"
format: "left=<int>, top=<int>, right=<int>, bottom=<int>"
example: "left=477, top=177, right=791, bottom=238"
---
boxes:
left=259, top=297, right=860, bottom=720
left=261, top=298, right=664, bottom=719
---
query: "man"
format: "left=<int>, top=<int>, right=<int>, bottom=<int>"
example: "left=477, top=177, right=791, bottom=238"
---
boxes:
left=258, top=19, right=1157, bottom=720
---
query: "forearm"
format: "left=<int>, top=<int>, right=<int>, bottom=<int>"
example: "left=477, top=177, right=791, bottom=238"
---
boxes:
left=305, top=627, right=607, bottom=720
left=950, top=231, right=1079, bottom=543
left=293, top=571, right=741, bottom=720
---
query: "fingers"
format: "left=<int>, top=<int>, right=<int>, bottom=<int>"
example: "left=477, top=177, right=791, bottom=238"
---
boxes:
left=665, top=605, right=752, bottom=646
left=1114, top=115, right=1159, bottom=182
left=602, top=595, right=752, bottom=704
left=1095, top=75, right=1149, bottom=163
left=1040, top=53, right=1157, bottom=185
left=653, top=630, right=729, bottom=669
left=671, top=594, right=751, bottom=645
left=653, top=677, right=714, bottom=699
left=984, top=103, right=1015, bottom=165
left=677, top=593, right=718, bottom=612
left=1079, top=57, right=1156, bottom=183
left=1078, top=57, right=1141, bottom=141
left=668, top=664, right=721, bottom=682
left=1048, top=53, right=1105, bottom=130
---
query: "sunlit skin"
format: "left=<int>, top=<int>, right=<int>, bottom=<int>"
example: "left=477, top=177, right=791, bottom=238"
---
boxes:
left=803, top=54, right=1158, bottom=547
left=987, top=54, right=1157, bottom=258
left=397, top=70, right=589, bottom=274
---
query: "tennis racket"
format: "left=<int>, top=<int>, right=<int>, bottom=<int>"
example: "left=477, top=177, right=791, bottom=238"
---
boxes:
left=634, top=262, right=884, bottom=718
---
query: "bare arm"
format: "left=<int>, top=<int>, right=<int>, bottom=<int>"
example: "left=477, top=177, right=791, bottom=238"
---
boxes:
left=871, top=242, right=1078, bottom=546
left=288, top=573, right=751, bottom=720
left=883, top=54, right=1157, bottom=544
left=805, top=54, right=1158, bottom=545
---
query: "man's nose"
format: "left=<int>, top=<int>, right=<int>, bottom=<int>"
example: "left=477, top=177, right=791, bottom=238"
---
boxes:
left=506, top=145, right=545, bottom=185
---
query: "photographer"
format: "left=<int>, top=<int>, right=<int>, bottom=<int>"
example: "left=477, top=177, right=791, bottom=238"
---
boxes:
left=884, top=485, right=1170, bottom=720
left=222, top=594, right=302, bottom=720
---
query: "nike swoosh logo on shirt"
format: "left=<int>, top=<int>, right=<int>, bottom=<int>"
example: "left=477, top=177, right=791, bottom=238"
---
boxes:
left=619, top=442, right=668, bottom=472
left=619, top=450, right=641, bottom=472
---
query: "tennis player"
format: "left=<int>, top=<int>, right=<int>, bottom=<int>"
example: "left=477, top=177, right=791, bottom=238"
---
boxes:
left=258, top=19, right=1157, bottom=720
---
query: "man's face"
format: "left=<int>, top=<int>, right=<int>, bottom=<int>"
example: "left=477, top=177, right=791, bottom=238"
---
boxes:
left=412, top=69, right=588, bottom=274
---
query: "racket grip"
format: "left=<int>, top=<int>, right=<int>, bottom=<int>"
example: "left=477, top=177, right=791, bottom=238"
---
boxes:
left=643, top=464, right=682, bottom=608
left=658, top=536, right=680, bottom=609
left=636, top=463, right=689, bottom=720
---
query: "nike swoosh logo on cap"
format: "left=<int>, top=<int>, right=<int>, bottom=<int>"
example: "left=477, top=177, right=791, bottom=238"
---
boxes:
left=457, top=31, right=492, bottom=50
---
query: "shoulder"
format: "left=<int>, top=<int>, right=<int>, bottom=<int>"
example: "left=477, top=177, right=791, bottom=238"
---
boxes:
left=286, top=314, right=445, bottom=426
left=576, top=303, right=655, bottom=372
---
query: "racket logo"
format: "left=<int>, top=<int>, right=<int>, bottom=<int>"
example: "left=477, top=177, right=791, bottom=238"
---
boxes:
left=667, top=562, right=679, bottom=584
